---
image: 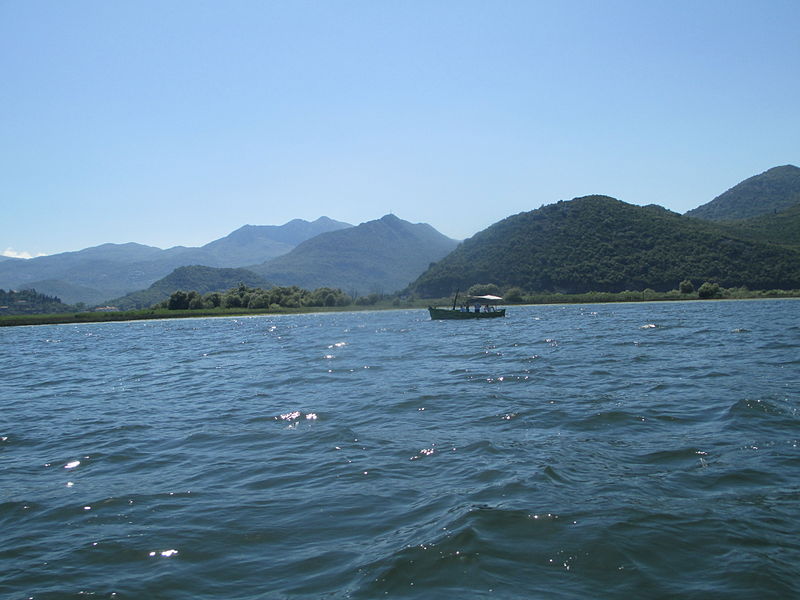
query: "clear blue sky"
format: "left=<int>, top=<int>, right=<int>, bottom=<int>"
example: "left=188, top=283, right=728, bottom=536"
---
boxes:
left=2, top=0, right=798, bottom=257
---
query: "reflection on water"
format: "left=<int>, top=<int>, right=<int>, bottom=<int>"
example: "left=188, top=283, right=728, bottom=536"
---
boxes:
left=1, top=300, right=799, bottom=598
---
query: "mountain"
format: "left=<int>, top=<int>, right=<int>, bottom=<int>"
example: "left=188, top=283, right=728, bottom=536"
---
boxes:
left=0, top=218, right=351, bottom=304
left=0, top=288, right=73, bottom=315
left=249, top=214, right=459, bottom=294
left=0, top=242, right=168, bottom=303
left=108, top=265, right=271, bottom=310
left=408, top=195, right=800, bottom=297
left=17, top=279, right=112, bottom=307
left=685, top=165, right=800, bottom=221
left=714, top=204, right=800, bottom=251
left=198, top=217, right=352, bottom=265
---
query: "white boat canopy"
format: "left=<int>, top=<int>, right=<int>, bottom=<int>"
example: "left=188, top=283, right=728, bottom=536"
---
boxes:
left=469, top=294, right=503, bottom=302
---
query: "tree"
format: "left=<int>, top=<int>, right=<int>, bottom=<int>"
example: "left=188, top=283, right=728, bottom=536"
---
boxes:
left=248, top=292, right=270, bottom=309
left=697, top=281, right=721, bottom=299
left=504, top=287, right=524, bottom=303
left=167, top=290, right=190, bottom=310
left=188, top=292, right=204, bottom=310
left=679, top=279, right=694, bottom=294
left=203, top=292, right=222, bottom=308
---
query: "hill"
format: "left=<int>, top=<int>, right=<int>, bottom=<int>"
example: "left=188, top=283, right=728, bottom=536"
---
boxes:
left=0, top=218, right=350, bottom=304
left=250, top=214, right=459, bottom=295
left=685, top=165, right=800, bottom=221
left=718, top=203, right=800, bottom=251
left=408, top=196, right=800, bottom=297
left=0, top=288, right=73, bottom=315
left=109, top=265, right=271, bottom=310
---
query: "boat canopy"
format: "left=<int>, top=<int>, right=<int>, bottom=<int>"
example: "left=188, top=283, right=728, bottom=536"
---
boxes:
left=469, top=294, right=503, bottom=303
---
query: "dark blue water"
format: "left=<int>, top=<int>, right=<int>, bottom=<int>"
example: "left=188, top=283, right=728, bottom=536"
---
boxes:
left=2, top=300, right=799, bottom=599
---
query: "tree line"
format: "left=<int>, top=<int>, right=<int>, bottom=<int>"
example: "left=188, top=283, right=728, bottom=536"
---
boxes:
left=465, top=280, right=798, bottom=304
left=159, top=284, right=395, bottom=311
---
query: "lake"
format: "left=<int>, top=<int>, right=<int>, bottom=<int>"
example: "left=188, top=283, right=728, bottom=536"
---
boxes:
left=2, top=300, right=799, bottom=599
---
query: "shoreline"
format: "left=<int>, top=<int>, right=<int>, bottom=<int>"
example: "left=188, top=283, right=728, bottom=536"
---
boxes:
left=2, top=295, right=797, bottom=328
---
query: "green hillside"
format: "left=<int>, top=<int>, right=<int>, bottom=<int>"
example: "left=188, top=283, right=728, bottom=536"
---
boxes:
left=718, top=204, right=800, bottom=251
left=250, top=214, right=458, bottom=294
left=685, top=165, right=800, bottom=221
left=409, top=196, right=800, bottom=297
left=109, top=265, right=270, bottom=310
left=0, top=288, right=73, bottom=315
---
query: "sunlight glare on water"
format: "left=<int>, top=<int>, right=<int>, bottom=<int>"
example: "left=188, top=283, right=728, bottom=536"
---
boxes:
left=1, top=300, right=799, bottom=599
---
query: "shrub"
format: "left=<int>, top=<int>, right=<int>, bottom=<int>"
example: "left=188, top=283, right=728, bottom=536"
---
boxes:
left=504, top=287, right=524, bottom=303
left=697, top=281, right=721, bottom=299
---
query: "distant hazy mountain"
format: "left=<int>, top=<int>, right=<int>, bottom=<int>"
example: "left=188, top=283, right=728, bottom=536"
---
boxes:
left=249, top=214, right=459, bottom=294
left=198, top=217, right=352, bottom=265
left=685, top=165, right=800, bottom=221
left=108, top=265, right=271, bottom=310
left=0, top=242, right=168, bottom=303
left=18, top=279, right=112, bottom=307
left=409, top=195, right=800, bottom=297
left=0, top=218, right=351, bottom=304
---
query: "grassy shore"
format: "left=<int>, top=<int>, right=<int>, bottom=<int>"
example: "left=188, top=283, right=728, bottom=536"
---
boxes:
left=0, top=304, right=402, bottom=327
left=2, top=288, right=798, bottom=328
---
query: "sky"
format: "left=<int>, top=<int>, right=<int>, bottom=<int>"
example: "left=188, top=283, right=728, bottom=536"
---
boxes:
left=1, top=0, right=798, bottom=258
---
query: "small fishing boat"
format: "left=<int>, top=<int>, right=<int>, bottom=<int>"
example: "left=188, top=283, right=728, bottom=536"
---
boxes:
left=428, top=293, right=506, bottom=320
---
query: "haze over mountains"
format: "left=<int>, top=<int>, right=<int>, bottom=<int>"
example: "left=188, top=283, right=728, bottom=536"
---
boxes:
left=248, top=214, right=458, bottom=295
left=0, top=217, right=351, bottom=304
left=2, top=164, right=800, bottom=310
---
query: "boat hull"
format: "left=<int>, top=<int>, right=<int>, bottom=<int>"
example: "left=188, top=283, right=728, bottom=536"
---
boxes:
left=428, top=307, right=506, bottom=320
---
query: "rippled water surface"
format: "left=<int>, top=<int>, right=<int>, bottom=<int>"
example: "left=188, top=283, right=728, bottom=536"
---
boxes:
left=2, top=300, right=799, bottom=599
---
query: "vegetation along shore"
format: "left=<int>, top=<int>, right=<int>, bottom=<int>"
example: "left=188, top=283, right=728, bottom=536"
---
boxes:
left=3, top=165, right=799, bottom=327
left=2, top=281, right=797, bottom=328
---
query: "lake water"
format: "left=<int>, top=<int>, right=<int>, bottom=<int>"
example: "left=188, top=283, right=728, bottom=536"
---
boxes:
left=2, top=300, right=799, bottom=599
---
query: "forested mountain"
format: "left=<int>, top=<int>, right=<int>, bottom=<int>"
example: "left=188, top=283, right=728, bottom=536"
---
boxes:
left=719, top=204, right=800, bottom=251
left=250, top=214, right=459, bottom=294
left=109, top=265, right=271, bottom=310
left=0, top=218, right=350, bottom=304
left=409, top=196, right=800, bottom=297
left=0, top=288, right=73, bottom=315
left=685, top=165, right=800, bottom=221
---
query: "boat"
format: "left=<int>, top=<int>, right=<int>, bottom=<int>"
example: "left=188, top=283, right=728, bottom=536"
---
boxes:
left=428, top=293, right=506, bottom=320
left=428, top=305, right=506, bottom=319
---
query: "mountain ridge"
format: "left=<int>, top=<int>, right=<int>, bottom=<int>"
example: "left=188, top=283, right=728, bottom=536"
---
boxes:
left=249, top=214, right=459, bottom=295
left=685, top=165, right=800, bottom=221
left=409, top=195, right=800, bottom=297
left=0, top=217, right=351, bottom=303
